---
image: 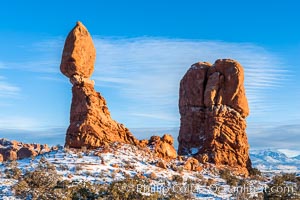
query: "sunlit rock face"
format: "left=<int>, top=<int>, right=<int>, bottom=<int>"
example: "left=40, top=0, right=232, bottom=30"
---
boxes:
left=0, top=138, right=50, bottom=161
left=61, top=22, right=138, bottom=149
left=178, top=59, right=252, bottom=176
left=147, top=134, right=177, bottom=160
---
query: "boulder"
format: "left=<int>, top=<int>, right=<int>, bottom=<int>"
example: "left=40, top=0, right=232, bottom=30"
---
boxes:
left=60, top=21, right=96, bottom=78
left=183, top=157, right=202, bottom=172
left=156, top=160, right=167, bottom=169
left=149, top=134, right=177, bottom=160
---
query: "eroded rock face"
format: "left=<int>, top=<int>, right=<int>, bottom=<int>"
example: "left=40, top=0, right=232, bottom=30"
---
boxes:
left=148, top=134, right=177, bottom=160
left=0, top=138, right=51, bottom=161
left=183, top=157, right=202, bottom=172
left=178, top=59, right=252, bottom=176
left=61, top=22, right=139, bottom=148
left=60, top=21, right=96, bottom=78
left=17, top=147, right=38, bottom=159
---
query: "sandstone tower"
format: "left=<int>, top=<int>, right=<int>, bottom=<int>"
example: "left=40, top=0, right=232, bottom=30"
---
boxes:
left=178, top=59, right=252, bottom=175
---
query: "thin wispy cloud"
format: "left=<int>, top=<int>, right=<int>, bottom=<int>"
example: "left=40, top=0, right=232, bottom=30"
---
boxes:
left=130, top=112, right=178, bottom=121
left=0, top=65, right=21, bottom=98
left=92, top=37, right=288, bottom=123
left=0, top=117, right=39, bottom=130
left=0, top=37, right=289, bottom=127
left=248, top=124, right=300, bottom=150
left=4, top=60, right=60, bottom=74
left=0, top=79, right=20, bottom=98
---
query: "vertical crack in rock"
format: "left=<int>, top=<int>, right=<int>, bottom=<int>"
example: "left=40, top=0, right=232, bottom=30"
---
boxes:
left=178, top=59, right=252, bottom=176
left=60, top=22, right=139, bottom=148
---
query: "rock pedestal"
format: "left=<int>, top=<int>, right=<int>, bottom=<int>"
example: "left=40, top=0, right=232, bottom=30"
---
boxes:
left=178, top=59, right=252, bottom=175
left=61, top=22, right=138, bottom=148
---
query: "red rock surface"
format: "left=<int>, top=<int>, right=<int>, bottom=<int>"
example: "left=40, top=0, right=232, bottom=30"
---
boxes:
left=178, top=59, right=252, bottom=176
left=17, top=147, right=38, bottom=159
left=61, top=22, right=139, bottom=148
left=60, top=21, right=96, bottom=78
left=183, top=157, right=202, bottom=172
left=148, top=134, right=177, bottom=160
left=0, top=138, right=51, bottom=161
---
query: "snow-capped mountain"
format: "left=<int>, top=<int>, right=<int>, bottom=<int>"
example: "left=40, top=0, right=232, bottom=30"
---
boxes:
left=250, top=149, right=300, bottom=172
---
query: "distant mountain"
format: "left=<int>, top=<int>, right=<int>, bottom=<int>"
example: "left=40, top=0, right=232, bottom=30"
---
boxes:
left=250, top=149, right=300, bottom=172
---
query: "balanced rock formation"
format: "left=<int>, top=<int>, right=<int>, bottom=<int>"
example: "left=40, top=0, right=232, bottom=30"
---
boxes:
left=61, top=22, right=138, bottom=148
left=178, top=59, right=252, bottom=176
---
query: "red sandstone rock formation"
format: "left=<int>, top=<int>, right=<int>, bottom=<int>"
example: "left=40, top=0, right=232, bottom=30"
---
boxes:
left=0, top=138, right=50, bottom=161
left=178, top=59, right=252, bottom=176
left=148, top=134, right=177, bottom=160
left=61, top=22, right=138, bottom=148
left=183, top=157, right=202, bottom=172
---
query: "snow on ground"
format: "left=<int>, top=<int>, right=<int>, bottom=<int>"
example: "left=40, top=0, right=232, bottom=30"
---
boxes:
left=0, top=143, right=290, bottom=199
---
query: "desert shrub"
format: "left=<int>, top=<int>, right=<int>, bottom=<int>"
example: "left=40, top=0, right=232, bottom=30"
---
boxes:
left=206, top=178, right=215, bottom=186
left=84, top=170, right=94, bottom=177
left=4, top=160, right=22, bottom=179
left=194, top=173, right=206, bottom=184
left=4, top=167, right=22, bottom=179
left=13, top=169, right=62, bottom=199
left=69, top=182, right=100, bottom=200
left=264, top=173, right=300, bottom=200
left=101, top=177, right=190, bottom=200
left=101, top=177, right=160, bottom=200
left=249, top=167, right=261, bottom=177
left=177, top=166, right=184, bottom=174
left=195, top=173, right=203, bottom=180
left=74, top=164, right=83, bottom=172
left=124, top=160, right=135, bottom=170
left=238, top=178, right=248, bottom=187
left=12, top=168, right=192, bottom=200
left=220, top=169, right=239, bottom=186
left=12, top=156, right=64, bottom=199
left=77, top=153, right=83, bottom=158
left=36, top=157, right=56, bottom=171
left=13, top=180, right=30, bottom=199
left=281, top=173, right=297, bottom=182
left=172, top=175, right=184, bottom=183
left=230, top=178, right=265, bottom=200
left=59, top=164, right=69, bottom=171
left=233, top=188, right=264, bottom=200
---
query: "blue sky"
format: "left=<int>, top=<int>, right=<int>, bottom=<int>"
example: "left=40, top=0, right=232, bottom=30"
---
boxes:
left=0, top=1, right=299, bottom=153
